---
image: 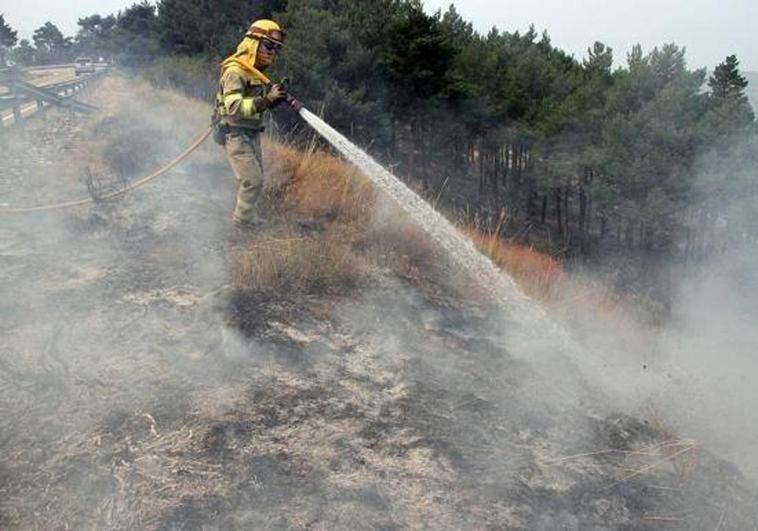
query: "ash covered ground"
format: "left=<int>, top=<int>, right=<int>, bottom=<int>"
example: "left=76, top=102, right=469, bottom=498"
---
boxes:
left=1, top=76, right=757, bottom=530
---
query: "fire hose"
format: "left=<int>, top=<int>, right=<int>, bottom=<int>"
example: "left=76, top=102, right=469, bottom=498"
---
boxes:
left=0, top=127, right=212, bottom=214
left=0, top=86, right=304, bottom=215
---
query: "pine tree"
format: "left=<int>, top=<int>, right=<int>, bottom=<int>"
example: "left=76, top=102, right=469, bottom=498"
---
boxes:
left=705, top=54, right=754, bottom=137
left=709, top=55, right=749, bottom=100
left=113, top=2, right=160, bottom=66
left=583, top=42, right=613, bottom=76
left=0, top=14, right=19, bottom=66
left=156, top=0, right=286, bottom=56
left=10, top=39, right=35, bottom=65
left=33, top=22, right=72, bottom=63
left=76, top=14, right=117, bottom=59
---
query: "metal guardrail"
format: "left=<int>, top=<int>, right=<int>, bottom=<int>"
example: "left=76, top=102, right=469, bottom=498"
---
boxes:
left=23, top=62, right=110, bottom=73
left=0, top=68, right=108, bottom=125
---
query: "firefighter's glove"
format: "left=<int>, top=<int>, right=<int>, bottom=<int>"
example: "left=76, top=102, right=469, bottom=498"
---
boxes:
left=266, top=84, right=287, bottom=108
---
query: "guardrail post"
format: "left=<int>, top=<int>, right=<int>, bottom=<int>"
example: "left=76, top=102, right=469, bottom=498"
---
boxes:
left=6, top=80, right=22, bottom=125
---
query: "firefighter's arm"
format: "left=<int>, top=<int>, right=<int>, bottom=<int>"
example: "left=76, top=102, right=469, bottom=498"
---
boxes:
left=220, top=71, right=277, bottom=117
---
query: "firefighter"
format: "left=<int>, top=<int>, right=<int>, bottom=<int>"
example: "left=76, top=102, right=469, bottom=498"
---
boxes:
left=214, top=19, right=287, bottom=228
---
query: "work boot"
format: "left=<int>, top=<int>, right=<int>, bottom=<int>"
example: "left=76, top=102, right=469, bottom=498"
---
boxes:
left=233, top=215, right=268, bottom=231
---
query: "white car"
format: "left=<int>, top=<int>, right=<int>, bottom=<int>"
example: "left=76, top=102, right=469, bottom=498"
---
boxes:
left=74, top=57, right=95, bottom=76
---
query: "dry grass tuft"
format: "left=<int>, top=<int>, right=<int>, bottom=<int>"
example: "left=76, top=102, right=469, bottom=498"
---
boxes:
left=265, top=141, right=375, bottom=226
left=231, top=233, right=366, bottom=294
left=250, top=141, right=440, bottom=290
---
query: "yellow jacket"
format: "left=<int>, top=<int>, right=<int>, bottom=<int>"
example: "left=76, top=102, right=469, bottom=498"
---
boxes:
left=215, top=37, right=272, bottom=131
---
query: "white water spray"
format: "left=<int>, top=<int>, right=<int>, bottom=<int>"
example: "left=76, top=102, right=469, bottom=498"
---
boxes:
left=298, top=109, right=627, bottom=417
left=299, top=108, right=555, bottom=332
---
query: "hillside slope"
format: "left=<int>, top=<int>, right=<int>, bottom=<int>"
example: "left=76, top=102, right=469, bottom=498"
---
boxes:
left=1, top=75, right=757, bottom=530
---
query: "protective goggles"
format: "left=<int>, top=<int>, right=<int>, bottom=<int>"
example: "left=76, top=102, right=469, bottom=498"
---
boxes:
left=249, top=27, right=286, bottom=46
left=259, top=39, right=283, bottom=53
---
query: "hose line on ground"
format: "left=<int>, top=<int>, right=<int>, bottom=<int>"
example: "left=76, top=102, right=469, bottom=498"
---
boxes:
left=0, top=127, right=212, bottom=214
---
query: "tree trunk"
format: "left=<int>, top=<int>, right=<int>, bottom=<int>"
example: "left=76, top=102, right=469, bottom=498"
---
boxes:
left=420, top=121, right=429, bottom=189
left=389, top=119, right=398, bottom=160
left=578, top=170, right=588, bottom=254
left=524, top=155, right=536, bottom=219
left=563, top=185, right=570, bottom=243
left=516, top=145, right=523, bottom=187
left=502, top=144, right=510, bottom=189
left=541, top=195, right=548, bottom=224
left=478, top=144, right=484, bottom=196
left=491, top=148, right=500, bottom=211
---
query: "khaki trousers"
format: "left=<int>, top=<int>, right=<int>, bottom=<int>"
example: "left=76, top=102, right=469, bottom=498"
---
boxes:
left=224, top=131, right=265, bottom=224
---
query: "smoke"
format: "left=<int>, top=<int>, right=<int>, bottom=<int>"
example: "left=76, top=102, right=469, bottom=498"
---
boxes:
left=2, top=72, right=757, bottom=529
left=0, top=74, right=269, bottom=528
left=542, top=138, right=758, bottom=483
left=301, top=103, right=758, bottom=525
left=661, top=246, right=758, bottom=479
left=643, top=139, right=758, bottom=480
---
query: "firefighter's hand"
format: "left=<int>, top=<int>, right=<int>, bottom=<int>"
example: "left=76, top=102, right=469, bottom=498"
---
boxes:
left=266, top=84, right=287, bottom=107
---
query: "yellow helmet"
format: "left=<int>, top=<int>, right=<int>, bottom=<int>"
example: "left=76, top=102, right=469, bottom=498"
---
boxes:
left=247, top=19, right=286, bottom=46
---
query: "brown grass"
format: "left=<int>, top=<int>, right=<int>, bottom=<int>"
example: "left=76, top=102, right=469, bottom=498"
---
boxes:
left=465, top=228, right=650, bottom=327
left=466, top=230, right=564, bottom=301
left=260, top=140, right=582, bottom=303
left=231, top=141, right=438, bottom=293
left=231, top=233, right=366, bottom=294
left=230, top=142, right=378, bottom=294
left=235, top=137, right=646, bottom=331
left=249, top=140, right=615, bottom=308
left=240, top=129, right=636, bottom=321
left=264, top=140, right=375, bottom=226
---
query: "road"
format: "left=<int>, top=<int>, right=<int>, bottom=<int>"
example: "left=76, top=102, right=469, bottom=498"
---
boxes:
left=0, top=66, right=78, bottom=95
left=25, top=66, right=81, bottom=87
left=0, top=66, right=100, bottom=126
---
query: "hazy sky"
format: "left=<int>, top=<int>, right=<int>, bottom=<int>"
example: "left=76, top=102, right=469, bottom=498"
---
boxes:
left=3, top=0, right=756, bottom=71
left=423, top=0, right=758, bottom=71
left=3, top=0, right=133, bottom=38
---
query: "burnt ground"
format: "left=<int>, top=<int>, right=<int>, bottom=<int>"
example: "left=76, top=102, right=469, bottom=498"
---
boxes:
left=1, top=79, right=758, bottom=530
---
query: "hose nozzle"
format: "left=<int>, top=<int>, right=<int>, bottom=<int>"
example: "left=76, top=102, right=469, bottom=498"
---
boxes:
left=286, top=94, right=304, bottom=111
left=278, top=78, right=303, bottom=111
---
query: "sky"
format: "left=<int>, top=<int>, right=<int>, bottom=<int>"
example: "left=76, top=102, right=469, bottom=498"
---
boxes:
left=3, top=0, right=757, bottom=71
left=423, top=0, right=758, bottom=71
left=3, top=0, right=132, bottom=37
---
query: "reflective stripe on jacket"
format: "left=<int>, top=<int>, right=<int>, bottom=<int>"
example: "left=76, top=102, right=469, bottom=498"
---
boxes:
left=215, top=65, right=269, bottom=130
